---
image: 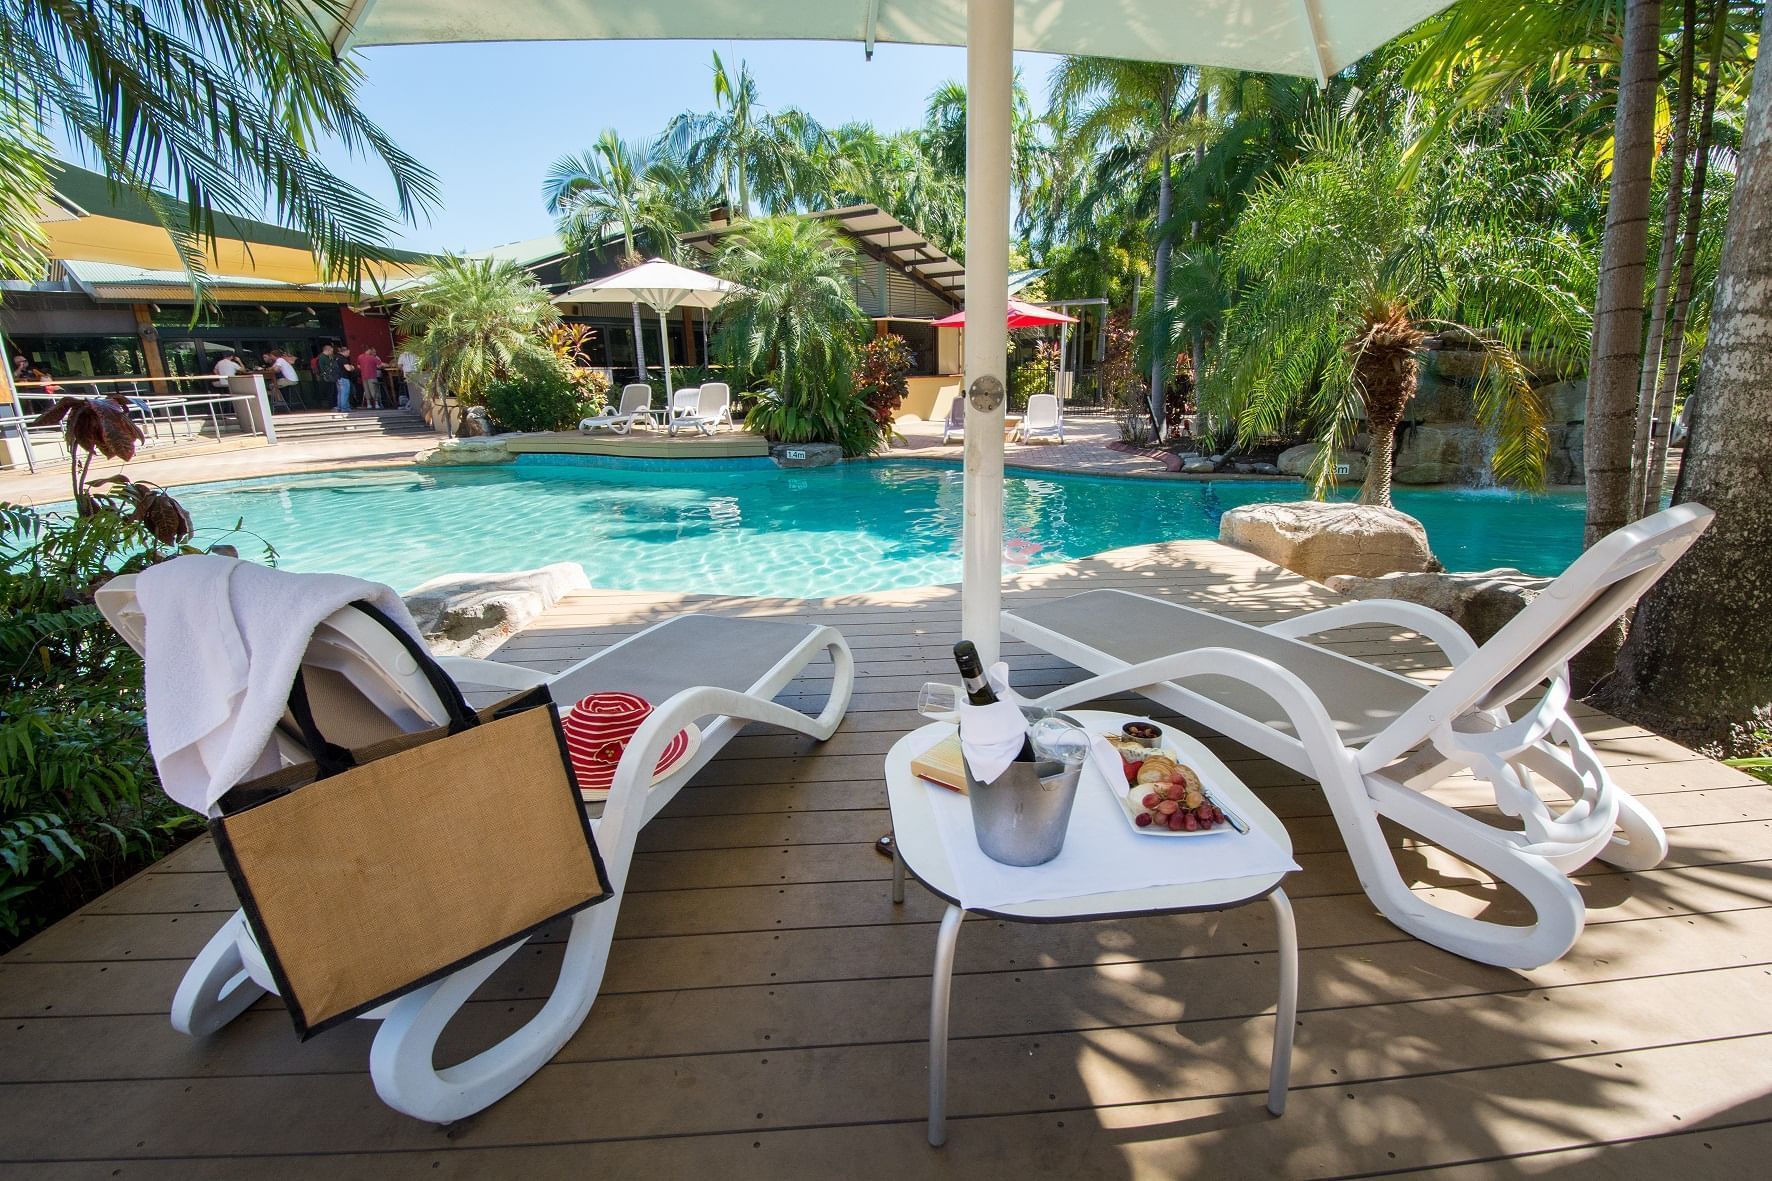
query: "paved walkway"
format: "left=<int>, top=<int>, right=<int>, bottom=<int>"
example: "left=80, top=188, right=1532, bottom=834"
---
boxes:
left=891, top=410, right=1175, bottom=477
left=0, top=420, right=443, bottom=506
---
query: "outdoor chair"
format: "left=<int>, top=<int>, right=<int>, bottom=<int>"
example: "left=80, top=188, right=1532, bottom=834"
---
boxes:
left=1013, top=393, right=1065, bottom=444
left=1001, top=503, right=1714, bottom=970
left=941, top=396, right=965, bottom=444
left=577, top=383, right=657, bottom=434
left=670, top=386, right=702, bottom=420
left=96, top=578, right=855, bottom=1123
left=668, top=382, right=732, bottom=436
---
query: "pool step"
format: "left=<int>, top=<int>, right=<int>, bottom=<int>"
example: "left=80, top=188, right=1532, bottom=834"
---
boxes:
left=272, top=409, right=437, bottom=442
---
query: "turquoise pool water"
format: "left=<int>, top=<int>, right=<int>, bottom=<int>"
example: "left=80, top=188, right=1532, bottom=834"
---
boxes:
left=170, top=459, right=1589, bottom=596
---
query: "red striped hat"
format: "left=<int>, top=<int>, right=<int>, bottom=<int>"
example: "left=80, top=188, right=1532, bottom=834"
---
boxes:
left=561, top=692, right=693, bottom=800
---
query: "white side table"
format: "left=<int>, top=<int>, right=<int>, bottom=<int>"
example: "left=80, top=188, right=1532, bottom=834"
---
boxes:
left=885, top=709, right=1298, bottom=1147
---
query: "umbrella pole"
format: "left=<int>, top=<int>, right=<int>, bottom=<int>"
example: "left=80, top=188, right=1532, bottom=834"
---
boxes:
left=961, top=0, right=1012, bottom=664
left=657, top=307, right=674, bottom=397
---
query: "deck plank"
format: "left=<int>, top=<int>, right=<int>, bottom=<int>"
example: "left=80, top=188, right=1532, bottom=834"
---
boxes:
left=4, top=538, right=1770, bottom=1176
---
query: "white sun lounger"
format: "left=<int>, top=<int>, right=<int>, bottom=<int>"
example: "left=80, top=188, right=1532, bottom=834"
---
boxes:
left=1002, top=503, right=1713, bottom=970
left=668, top=382, right=732, bottom=437
left=1013, top=393, right=1064, bottom=444
left=578, top=383, right=657, bottom=434
left=940, top=395, right=965, bottom=444
left=97, top=579, right=854, bottom=1122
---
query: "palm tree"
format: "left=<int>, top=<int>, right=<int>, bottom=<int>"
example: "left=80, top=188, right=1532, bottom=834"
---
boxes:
left=1604, top=0, right=1771, bottom=746
left=1, top=0, right=435, bottom=292
left=545, top=132, right=703, bottom=381
left=1050, top=58, right=1204, bottom=436
left=392, top=256, right=559, bottom=419
left=711, top=217, right=867, bottom=446
left=826, top=122, right=965, bottom=257
left=658, top=52, right=827, bottom=217
left=1203, top=110, right=1593, bottom=506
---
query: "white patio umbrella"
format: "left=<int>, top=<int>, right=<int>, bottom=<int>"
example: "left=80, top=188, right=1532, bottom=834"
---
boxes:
left=321, top=1, right=1456, bottom=661
left=553, top=258, right=748, bottom=397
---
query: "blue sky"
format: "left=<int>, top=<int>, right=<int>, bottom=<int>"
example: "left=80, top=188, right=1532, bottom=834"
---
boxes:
left=317, top=39, right=1059, bottom=254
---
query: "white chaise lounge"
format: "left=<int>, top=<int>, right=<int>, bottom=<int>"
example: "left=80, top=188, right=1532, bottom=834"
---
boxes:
left=1002, top=503, right=1713, bottom=970
left=578, top=383, right=657, bottom=434
left=1013, top=393, right=1065, bottom=444
left=97, top=579, right=855, bottom=1122
left=668, top=382, right=732, bottom=436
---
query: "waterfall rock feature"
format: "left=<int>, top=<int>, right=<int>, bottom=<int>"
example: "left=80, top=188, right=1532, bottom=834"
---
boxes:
left=1323, top=568, right=1550, bottom=644
left=1392, top=424, right=1490, bottom=485
left=1219, top=501, right=1437, bottom=583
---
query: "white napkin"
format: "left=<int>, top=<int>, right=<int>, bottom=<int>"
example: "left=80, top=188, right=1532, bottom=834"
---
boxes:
left=958, top=699, right=1028, bottom=785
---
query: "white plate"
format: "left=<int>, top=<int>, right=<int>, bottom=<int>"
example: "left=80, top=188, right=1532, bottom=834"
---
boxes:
left=1089, top=736, right=1234, bottom=839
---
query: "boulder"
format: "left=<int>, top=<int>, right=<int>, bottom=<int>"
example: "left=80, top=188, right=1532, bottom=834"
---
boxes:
left=1546, top=423, right=1585, bottom=486
left=1538, top=379, right=1587, bottom=425
left=770, top=442, right=843, bottom=469
left=1276, top=444, right=1368, bottom=483
left=1250, top=462, right=1281, bottom=476
left=1393, top=424, right=1488, bottom=486
left=1408, top=371, right=1474, bottom=423
left=1323, top=568, right=1550, bottom=644
left=1219, top=501, right=1436, bottom=582
left=404, top=563, right=591, bottom=658
left=1182, top=457, right=1217, bottom=473
left=1426, top=346, right=1488, bottom=381
left=415, top=437, right=514, bottom=466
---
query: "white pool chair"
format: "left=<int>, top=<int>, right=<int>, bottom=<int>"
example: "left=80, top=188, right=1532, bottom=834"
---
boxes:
left=940, top=396, right=965, bottom=444
left=1013, top=393, right=1064, bottom=444
left=668, top=382, right=732, bottom=437
left=669, top=386, right=702, bottom=421
left=578, top=383, right=657, bottom=434
left=1002, top=503, right=1713, bottom=970
left=97, top=577, right=855, bottom=1123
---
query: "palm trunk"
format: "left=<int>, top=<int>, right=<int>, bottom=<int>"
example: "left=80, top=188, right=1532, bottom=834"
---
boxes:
left=1148, top=149, right=1174, bottom=440
left=1584, top=0, right=1663, bottom=548
left=1628, top=0, right=1697, bottom=517
left=1603, top=3, right=1772, bottom=744
left=1359, top=420, right=1397, bottom=507
left=623, top=229, right=648, bottom=382
left=1641, top=0, right=1729, bottom=518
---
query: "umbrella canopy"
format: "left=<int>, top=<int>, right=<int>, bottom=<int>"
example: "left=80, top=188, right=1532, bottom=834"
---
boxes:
left=554, top=257, right=746, bottom=314
left=317, top=2, right=1452, bottom=87
left=932, top=299, right=1078, bottom=329
left=554, top=259, right=749, bottom=396
left=323, top=1, right=1456, bottom=662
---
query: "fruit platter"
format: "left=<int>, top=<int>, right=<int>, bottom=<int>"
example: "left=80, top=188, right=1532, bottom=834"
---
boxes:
left=1094, top=724, right=1244, bottom=838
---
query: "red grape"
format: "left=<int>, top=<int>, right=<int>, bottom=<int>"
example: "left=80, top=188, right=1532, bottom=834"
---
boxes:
left=1141, top=792, right=1160, bottom=809
left=1134, top=811, right=1153, bottom=828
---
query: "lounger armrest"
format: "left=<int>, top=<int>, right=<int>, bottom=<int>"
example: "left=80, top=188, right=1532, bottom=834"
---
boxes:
left=433, top=656, right=551, bottom=692
left=1261, top=600, right=1480, bottom=664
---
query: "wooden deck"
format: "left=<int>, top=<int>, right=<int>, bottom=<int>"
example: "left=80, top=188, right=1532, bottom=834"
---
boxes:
left=3, top=540, right=1770, bottom=1178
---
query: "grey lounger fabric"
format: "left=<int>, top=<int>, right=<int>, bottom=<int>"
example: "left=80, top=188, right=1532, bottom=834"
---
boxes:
left=546, top=614, right=819, bottom=705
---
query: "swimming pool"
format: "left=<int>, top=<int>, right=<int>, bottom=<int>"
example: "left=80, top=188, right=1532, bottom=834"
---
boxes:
left=170, top=458, right=1588, bottom=596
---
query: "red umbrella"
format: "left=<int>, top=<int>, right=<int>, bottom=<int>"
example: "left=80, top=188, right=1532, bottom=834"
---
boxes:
left=932, top=299, right=1078, bottom=329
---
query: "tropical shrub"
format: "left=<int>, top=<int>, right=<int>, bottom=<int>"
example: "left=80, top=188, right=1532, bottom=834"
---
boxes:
left=852, top=334, right=912, bottom=429
left=393, top=255, right=560, bottom=407
left=484, top=367, right=598, bottom=433
left=545, top=323, right=613, bottom=409
left=714, top=216, right=873, bottom=452
left=1098, top=310, right=1150, bottom=442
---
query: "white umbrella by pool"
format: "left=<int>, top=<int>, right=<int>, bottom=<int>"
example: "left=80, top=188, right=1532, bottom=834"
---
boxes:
left=321, top=1, right=1456, bottom=661
left=554, top=258, right=748, bottom=397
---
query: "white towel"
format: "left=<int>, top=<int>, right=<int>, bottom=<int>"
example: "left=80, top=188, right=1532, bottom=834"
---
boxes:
left=136, top=554, right=421, bottom=815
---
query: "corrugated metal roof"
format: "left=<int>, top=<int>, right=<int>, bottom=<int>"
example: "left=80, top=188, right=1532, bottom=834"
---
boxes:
left=56, top=259, right=357, bottom=301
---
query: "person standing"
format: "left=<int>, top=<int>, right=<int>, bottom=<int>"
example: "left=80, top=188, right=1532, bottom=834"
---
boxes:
left=396, top=342, right=422, bottom=410
left=357, top=346, right=383, bottom=409
left=315, top=343, right=348, bottom=411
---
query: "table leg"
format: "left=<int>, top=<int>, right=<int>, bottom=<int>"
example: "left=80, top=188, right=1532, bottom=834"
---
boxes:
left=928, top=904, right=965, bottom=1147
left=892, top=844, right=906, bottom=905
left=1267, top=888, right=1298, bottom=1116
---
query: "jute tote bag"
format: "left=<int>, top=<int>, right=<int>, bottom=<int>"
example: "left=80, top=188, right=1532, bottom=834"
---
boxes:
left=212, top=603, right=611, bottom=1039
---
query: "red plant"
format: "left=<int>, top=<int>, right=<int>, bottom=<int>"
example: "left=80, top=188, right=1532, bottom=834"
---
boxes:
left=32, top=394, right=145, bottom=512
left=853, top=334, right=913, bottom=427
left=90, top=477, right=195, bottom=545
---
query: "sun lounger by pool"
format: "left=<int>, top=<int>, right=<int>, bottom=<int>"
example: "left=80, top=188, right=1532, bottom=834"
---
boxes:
left=1002, top=503, right=1713, bottom=969
left=578, top=383, right=657, bottom=434
left=668, top=382, right=732, bottom=436
left=1013, top=393, right=1065, bottom=443
left=97, top=578, right=854, bottom=1122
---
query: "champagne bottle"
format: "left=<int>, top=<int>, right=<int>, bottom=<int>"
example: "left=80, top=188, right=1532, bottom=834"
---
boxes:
left=953, top=641, right=1036, bottom=761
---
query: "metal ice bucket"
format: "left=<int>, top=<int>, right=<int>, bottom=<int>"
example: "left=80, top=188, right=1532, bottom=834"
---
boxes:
left=965, top=755, right=1084, bottom=867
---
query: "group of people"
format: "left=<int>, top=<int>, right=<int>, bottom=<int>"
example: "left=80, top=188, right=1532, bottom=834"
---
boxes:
left=209, top=343, right=411, bottom=412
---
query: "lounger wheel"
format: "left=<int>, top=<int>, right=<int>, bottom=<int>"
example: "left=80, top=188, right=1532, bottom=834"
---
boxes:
left=170, top=911, right=266, bottom=1036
